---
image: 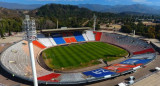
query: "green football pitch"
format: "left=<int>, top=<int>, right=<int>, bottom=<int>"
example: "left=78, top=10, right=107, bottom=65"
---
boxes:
left=42, top=42, right=128, bottom=70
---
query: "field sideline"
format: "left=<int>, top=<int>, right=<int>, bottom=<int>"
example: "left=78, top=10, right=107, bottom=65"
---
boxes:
left=42, top=42, right=128, bottom=70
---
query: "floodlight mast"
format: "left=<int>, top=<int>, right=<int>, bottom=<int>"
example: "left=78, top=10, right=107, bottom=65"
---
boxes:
left=93, top=14, right=97, bottom=31
left=57, top=20, right=59, bottom=29
left=133, top=30, right=135, bottom=37
left=23, top=15, right=38, bottom=86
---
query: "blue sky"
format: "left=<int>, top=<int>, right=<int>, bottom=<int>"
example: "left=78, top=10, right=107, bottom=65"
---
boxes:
left=0, top=0, right=160, bottom=6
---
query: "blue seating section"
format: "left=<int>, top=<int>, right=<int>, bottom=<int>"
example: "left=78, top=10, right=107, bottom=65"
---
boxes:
left=73, top=32, right=85, bottom=42
left=83, top=68, right=116, bottom=78
left=120, top=59, right=152, bottom=65
left=52, top=33, right=66, bottom=44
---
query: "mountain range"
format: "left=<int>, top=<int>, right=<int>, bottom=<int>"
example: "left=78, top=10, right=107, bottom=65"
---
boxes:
left=0, top=2, right=160, bottom=15
left=0, top=2, right=42, bottom=10
left=78, top=4, right=160, bottom=14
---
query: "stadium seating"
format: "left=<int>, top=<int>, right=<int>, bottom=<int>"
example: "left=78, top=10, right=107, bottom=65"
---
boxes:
left=83, top=68, right=116, bottom=78
left=0, top=31, right=157, bottom=85
left=0, top=41, right=52, bottom=78
left=64, top=38, right=72, bottom=43
left=32, top=40, right=46, bottom=49
left=70, top=37, right=77, bottom=42
left=120, top=59, right=152, bottom=65
left=103, top=66, right=131, bottom=73
left=100, top=33, right=152, bottom=52
left=37, top=34, right=53, bottom=47
left=68, top=32, right=73, bottom=36
left=94, top=32, right=102, bottom=41
left=59, top=73, right=85, bottom=82
left=73, top=31, right=85, bottom=42
left=48, top=37, right=57, bottom=46
left=133, top=48, right=155, bottom=55
left=131, top=53, right=156, bottom=59
left=64, top=37, right=77, bottom=43
left=38, top=73, right=61, bottom=82
left=62, top=32, right=67, bottom=37
left=52, top=35, right=66, bottom=44
left=113, top=64, right=142, bottom=68
left=82, top=32, right=89, bottom=41
left=85, top=30, right=95, bottom=41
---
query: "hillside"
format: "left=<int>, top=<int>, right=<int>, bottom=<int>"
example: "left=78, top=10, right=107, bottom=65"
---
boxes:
left=30, top=4, right=95, bottom=28
left=0, top=7, right=22, bottom=18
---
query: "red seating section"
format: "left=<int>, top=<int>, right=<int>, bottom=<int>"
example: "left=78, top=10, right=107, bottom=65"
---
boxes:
left=94, top=31, right=102, bottom=41
left=68, top=32, right=73, bottom=36
left=104, top=66, right=131, bottom=73
left=64, top=38, right=72, bottom=43
left=113, top=64, right=142, bottom=68
left=133, top=48, right=155, bottom=55
left=62, top=32, right=67, bottom=37
left=63, top=32, right=77, bottom=43
left=38, top=73, right=61, bottom=82
left=103, top=63, right=143, bottom=73
left=32, top=40, right=46, bottom=49
left=70, top=37, right=77, bottom=42
left=64, top=37, right=77, bottom=43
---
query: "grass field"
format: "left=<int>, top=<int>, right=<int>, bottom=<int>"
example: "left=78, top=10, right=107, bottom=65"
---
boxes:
left=42, top=42, right=128, bottom=71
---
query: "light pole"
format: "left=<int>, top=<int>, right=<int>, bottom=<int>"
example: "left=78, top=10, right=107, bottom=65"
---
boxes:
left=57, top=19, right=59, bottom=29
left=23, top=15, right=38, bottom=86
left=93, top=14, right=97, bottom=31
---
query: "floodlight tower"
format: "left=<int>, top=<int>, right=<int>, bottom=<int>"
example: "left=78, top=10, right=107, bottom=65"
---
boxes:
left=23, top=15, right=38, bottom=86
left=93, top=14, right=97, bottom=31
left=57, top=20, right=59, bottom=29
left=133, top=30, right=135, bottom=37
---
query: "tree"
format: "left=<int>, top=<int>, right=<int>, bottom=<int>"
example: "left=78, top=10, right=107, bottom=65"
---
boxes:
left=121, top=25, right=132, bottom=33
left=147, top=26, right=155, bottom=38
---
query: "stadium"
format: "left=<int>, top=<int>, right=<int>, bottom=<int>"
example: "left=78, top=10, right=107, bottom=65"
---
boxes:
left=0, top=26, right=157, bottom=85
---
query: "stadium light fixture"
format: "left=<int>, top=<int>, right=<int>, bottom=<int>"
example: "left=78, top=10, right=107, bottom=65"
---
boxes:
left=23, top=15, right=38, bottom=86
left=93, top=14, right=97, bottom=31
left=57, top=19, right=58, bottom=29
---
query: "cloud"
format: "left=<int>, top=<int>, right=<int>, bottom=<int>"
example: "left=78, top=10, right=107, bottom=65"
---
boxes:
left=132, top=0, right=152, bottom=4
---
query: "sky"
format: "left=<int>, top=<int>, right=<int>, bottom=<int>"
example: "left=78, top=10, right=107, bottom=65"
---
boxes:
left=0, top=0, right=160, bottom=6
